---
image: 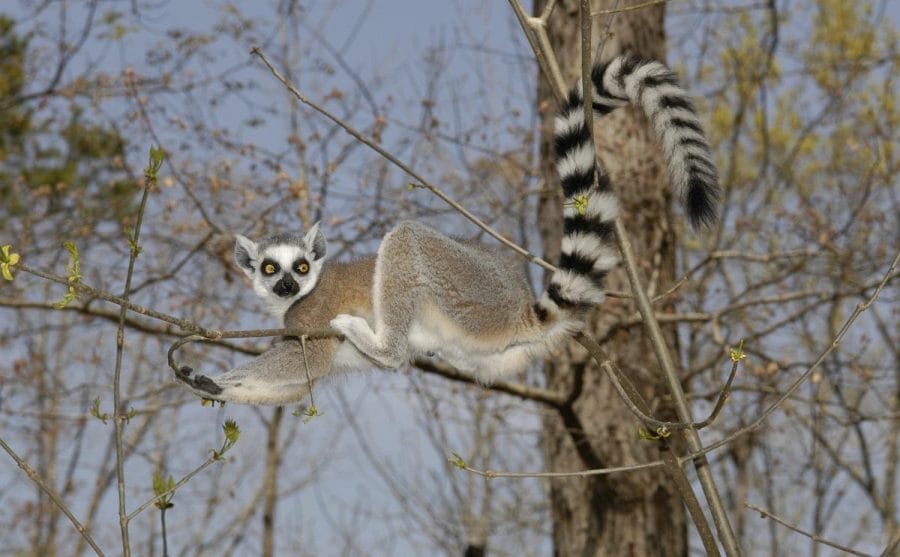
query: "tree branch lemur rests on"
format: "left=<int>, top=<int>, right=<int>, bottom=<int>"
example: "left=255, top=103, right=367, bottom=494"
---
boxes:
left=176, top=55, right=721, bottom=405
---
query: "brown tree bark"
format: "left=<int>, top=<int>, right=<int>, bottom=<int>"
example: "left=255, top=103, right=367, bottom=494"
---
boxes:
left=535, top=1, right=688, bottom=555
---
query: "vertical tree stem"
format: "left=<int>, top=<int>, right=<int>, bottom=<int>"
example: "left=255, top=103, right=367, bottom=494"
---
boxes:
left=112, top=161, right=153, bottom=557
left=261, top=406, right=284, bottom=557
left=613, top=218, right=741, bottom=557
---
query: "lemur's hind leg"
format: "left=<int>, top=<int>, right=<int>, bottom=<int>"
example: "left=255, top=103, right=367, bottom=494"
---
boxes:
left=330, top=223, right=420, bottom=368
left=175, top=339, right=319, bottom=405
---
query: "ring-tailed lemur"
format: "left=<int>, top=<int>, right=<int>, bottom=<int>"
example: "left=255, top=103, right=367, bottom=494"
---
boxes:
left=176, top=54, right=719, bottom=405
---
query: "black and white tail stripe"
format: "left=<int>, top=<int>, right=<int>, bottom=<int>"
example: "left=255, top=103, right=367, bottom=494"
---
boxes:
left=592, top=55, right=720, bottom=227
left=534, top=82, right=619, bottom=326
left=534, top=55, right=720, bottom=326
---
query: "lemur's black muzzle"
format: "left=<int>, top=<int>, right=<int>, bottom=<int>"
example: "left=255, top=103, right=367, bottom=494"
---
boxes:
left=274, top=275, right=299, bottom=297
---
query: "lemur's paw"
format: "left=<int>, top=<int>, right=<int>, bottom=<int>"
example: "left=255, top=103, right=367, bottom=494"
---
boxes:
left=193, top=374, right=224, bottom=395
left=330, top=314, right=372, bottom=338
left=175, top=366, right=224, bottom=395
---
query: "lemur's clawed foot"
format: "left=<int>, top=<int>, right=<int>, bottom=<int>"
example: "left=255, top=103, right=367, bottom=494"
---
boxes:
left=176, top=366, right=224, bottom=395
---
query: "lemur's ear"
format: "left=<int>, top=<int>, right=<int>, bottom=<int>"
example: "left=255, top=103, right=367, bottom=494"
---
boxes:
left=304, top=222, right=327, bottom=261
left=233, top=234, right=259, bottom=278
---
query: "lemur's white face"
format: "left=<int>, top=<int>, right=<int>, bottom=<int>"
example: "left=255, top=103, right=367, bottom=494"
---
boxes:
left=234, top=223, right=327, bottom=320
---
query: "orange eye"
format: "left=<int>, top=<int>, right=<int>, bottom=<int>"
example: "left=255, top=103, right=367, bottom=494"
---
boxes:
left=263, top=263, right=276, bottom=275
left=297, top=262, right=309, bottom=274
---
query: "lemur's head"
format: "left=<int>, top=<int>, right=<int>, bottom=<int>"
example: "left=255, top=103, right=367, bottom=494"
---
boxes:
left=234, top=223, right=327, bottom=318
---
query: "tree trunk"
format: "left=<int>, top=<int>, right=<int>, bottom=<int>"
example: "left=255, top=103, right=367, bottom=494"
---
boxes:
left=535, top=1, right=688, bottom=555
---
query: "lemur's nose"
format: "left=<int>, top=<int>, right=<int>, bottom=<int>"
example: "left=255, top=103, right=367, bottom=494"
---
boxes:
left=274, top=274, right=299, bottom=297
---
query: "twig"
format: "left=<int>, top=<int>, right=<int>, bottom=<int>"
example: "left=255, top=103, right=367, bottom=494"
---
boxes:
left=300, top=335, right=317, bottom=410
left=413, top=358, right=566, bottom=408
left=166, top=328, right=339, bottom=376
left=461, top=458, right=663, bottom=479
left=745, top=502, right=875, bottom=557
left=0, top=437, right=105, bottom=556
left=110, top=152, right=156, bottom=557
left=507, top=1, right=567, bottom=103
left=576, top=334, right=738, bottom=431
left=580, top=0, right=594, bottom=138
left=652, top=248, right=820, bottom=303
left=16, top=263, right=216, bottom=336
left=592, top=0, right=669, bottom=17
left=882, top=532, right=900, bottom=557
left=691, top=251, right=900, bottom=458
left=250, top=46, right=556, bottom=273
left=126, top=455, right=221, bottom=522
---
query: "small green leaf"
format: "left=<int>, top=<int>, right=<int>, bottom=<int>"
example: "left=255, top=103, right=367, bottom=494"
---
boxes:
left=53, top=289, right=77, bottom=309
left=152, top=473, right=176, bottom=510
left=145, top=146, right=165, bottom=179
left=573, top=194, right=588, bottom=215
left=448, top=452, right=466, bottom=469
left=127, top=235, right=143, bottom=257
left=213, top=420, right=241, bottom=460
left=0, top=245, right=20, bottom=281
left=90, top=397, right=110, bottom=424
left=638, top=426, right=672, bottom=441
left=223, top=419, right=240, bottom=444
left=295, top=404, right=321, bottom=423
left=729, top=339, right=747, bottom=363
left=54, top=242, right=81, bottom=307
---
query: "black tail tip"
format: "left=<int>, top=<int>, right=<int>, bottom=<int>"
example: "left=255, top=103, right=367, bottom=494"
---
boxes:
left=686, top=177, right=720, bottom=229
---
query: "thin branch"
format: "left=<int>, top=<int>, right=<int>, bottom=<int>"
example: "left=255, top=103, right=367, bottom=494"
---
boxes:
left=592, top=0, right=669, bottom=17
left=413, top=359, right=567, bottom=408
left=539, top=0, right=558, bottom=22
left=17, top=263, right=217, bottom=336
left=126, top=454, right=223, bottom=522
left=250, top=46, right=556, bottom=273
left=460, top=458, right=663, bottom=479
left=111, top=153, right=156, bottom=557
left=576, top=334, right=738, bottom=431
left=165, top=328, right=339, bottom=376
left=508, top=1, right=567, bottom=102
left=745, top=502, right=875, bottom=557
left=693, top=250, right=900, bottom=458
left=0, top=436, right=105, bottom=556
left=0, top=298, right=259, bottom=355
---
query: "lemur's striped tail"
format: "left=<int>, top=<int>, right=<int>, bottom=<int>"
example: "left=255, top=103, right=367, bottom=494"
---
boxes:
left=592, top=55, right=720, bottom=227
left=533, top=82, right=618, bottom=328
left=534, top=55, right=719, bottom=329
